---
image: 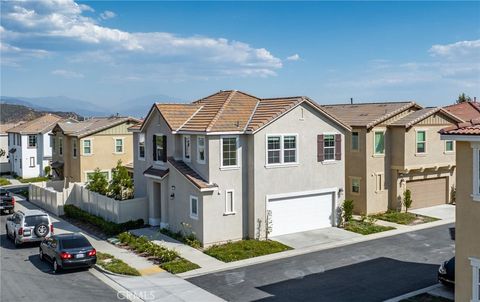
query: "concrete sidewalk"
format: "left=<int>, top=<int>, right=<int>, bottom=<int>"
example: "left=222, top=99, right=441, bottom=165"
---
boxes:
left=384, top=283, right=454, bottom=301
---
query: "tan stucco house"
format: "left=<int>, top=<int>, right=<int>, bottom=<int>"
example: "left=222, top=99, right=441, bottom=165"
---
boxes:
left=51, top=117, right=139, bottom=184
left=322, top=102, right=463, bottom=214
left=130, top=90, right=351, bottom=246
left=440, top=120, right=480, bottom=302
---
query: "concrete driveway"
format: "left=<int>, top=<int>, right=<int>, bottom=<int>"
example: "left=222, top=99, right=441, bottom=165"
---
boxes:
left=272, top=227, right=362, bottom=249
left=411, top=204, right=455, bottom=220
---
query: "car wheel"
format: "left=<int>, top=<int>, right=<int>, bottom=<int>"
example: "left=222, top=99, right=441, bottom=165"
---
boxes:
left=53, top=259, right=61, bottom=273
left=39, top=248, right=44, bottom=261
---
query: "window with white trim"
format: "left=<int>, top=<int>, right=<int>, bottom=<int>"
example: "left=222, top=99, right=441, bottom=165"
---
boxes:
left=351, top=132, right=359, bottom=151
left=183, top=135, right=191, bottom=162
left=375, top=173, right=384, bottom=192
left=266, top=135, right=298, bottom=165
left=374, top=131, right=385, bottom=155
left=29, top=157, right=35, bottom=168
left=445, top=140, right=454, bottom=152
left=197, top=136, right=206, bottom=164
left=221, top=136, right=238, bottom=168
left=115, top=138, right=124, bottom=153
left=351, top=178, right=360, bottom=194
left=190, top=195, right=198, bottom=219
left=28, top=135, right=37, bottom=148
left=83, top=139, right=92, bottom=155
left=416, top=130, right=426, bottom=154
left=72, top=139, right=77, bottom=158
left=138, top=133, right=145, bottom=159
left=324, top=134, right=335, bottom=161
left=471, top=258, right=480, bottom=302
left=225, top=190, right=234, bottom=214
left=51, top=137, right=56, bottom=153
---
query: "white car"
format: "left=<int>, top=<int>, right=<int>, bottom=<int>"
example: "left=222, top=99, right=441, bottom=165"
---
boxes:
left=5, top=210, right=54, bottom=247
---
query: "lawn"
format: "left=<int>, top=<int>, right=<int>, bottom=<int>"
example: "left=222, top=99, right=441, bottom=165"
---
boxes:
left=160, top=258, right=200, bottom=274
left=17, top=176, right=49, bottom=183
left=204, top=239, right=292, bottom=262
left=0, top=178, right=11, bottom=186
left=372, top=211, right=439, bottom=225
left=344, top=220, right=395, bottom=235
left=400, top=293, right=452, bottom=302
left=96, top=252, right=141, bottom=276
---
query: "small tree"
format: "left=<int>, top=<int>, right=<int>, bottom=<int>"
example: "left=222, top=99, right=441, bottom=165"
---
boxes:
left=456, top=93, right=472, bottom=103
left=342, top=199, right=354, bottom=223
left=108, top=160, right=133, bottom=200
left=403, top=189, right=413, bottom=212
left=265, top=210, right=273, bottom=240
left=86, top=168, right=109, bottom=195
left=44, top=166, right=51, bottom=177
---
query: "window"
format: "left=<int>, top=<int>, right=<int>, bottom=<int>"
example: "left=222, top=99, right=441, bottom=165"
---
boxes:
left=190, top=196, right=198, bottom=219
left=115, top=138, right=124, bottom=153
left=72, top=139, right=77, bottom=158
left=324, top=134, right=335, bottom=161
left=267, top=136, right=281, bottom=164
left=416, top=130, right=426, bottom=154
left=375, top=173, right=384, bottom=192
left=83, top=139, right=91, bottom=155
left=351, top=132, right=359, bottom=151
left=138, top=133, right=145, bottom=159
left=183, top=135, right=191, bottom=161
left=471, top=258, right=480, bottom=302
left=283, top=135, right=297, bottom=163
left=29, top=157, right=35, bottom=168
left=472, top=148, right=480, bottom=201
left=28, top=135, right=37, bottom=148
left=266, top=135, right=298, bottom=165
left=197, top=136, right=206, bottom=164
left=59, top=137, right=63, bottom=155
left=154, top=135, right=166, bottom=162
left=51, top=137, right=55, bottom=153
left=445, top=140, right=454, bottom=153
left=351, top=178, right=360, bottom=194
left=20, top=159, right=22, bottom=169
left=225, top=190, right=234, bottom=214
left=374, top=131, right=385, bottom=155
left=221, top=136, right=238, bottom=168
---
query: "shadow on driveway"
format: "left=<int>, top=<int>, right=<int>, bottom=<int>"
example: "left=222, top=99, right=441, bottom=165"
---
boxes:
left=256, top=257, right=439, bottom=302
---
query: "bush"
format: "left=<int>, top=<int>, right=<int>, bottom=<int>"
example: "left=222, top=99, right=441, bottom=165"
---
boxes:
left=44, top=166, right=51, bottom=177
left=403, top=189, right=413, bottom=213
left=96, top=252, right=140, bottom=276
left=159, top=224, right=201, bottom=249
left=63, top=205, right=144, bottom=235
left=342, top=199, right=354, bottom=223
left=108, top=160, right=134, bottom=201
left=117, top=232, right=180, bottom=265
left=86, top=168, right=109, bottom=195
left=0, top=178, right=11, bottom=186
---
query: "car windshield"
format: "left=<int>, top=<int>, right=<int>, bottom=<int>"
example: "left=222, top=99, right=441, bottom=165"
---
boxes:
left=24, top=215, right=49, bottom=227
left=0, top=189, right=8, bottom=196
left=61, top=237, right=91, bottom=249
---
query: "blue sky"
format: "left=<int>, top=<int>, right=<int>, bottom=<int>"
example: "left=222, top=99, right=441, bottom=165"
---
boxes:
left=1, top=1, right=479, bottom=109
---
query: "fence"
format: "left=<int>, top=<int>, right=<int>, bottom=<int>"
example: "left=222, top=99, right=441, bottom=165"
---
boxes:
left=29, top=181, right=148, bottom=224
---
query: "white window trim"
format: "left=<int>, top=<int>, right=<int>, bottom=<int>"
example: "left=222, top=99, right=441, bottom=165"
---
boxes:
left=472, top=144, right=480, bottom=202
left=82, top=139, right=93, bottom=156
left=29, top=157, right=35, bottom=168
left=373, top=129, right=386, bottom=157
left=471, top=257, right=480, bottom=302
left=351, top=132, right=360, bottom=152
left=444, top=140, right=455, bottom=154
left=113, top=137, right=125, bottom=154
left=415, top=129, right=427, bottom=156
left=224, top=189, right=235, bottom=215
left=28, top=135, right=37, bottom=148
left=349, top=176, right=361, bottom=195
left=154, top=133, right=166, bottom=166
left=265, top=133, right=299, bottom=167
left=138, top=133, right=146, bottom=161
left=183, top=135, right=191, bottom=162
left=220, top=135, right=240, bottom=170
left=323, top=132, right=337, bottom=162
left=84, top=169, right=111, bottom=182
left=374, top=172, right=384, bottom=193
left=197, top=136, right=206, bottom=164
left=189, top=195, right=199, bottom=220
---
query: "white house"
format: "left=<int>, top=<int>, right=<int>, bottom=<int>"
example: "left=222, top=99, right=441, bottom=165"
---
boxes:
left=0, top=123, right=19, bottom=175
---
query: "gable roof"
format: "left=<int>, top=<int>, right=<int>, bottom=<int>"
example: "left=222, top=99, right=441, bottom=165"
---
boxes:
left=0, top=123, right=22, bottom=135
left=168, top=158, right=218, bottom=191
left=7, top=114, right=64, bottom=134
left=321, top=102, right=420, bottom=129
left=389, top=107, right=463, bottom=128
left=440, top=118, right=480, bottom=135
left=139, top=90, right=350, bottom=134
left=443, top=101, right=480, bottom=122
left=54, top=116, right=139, bottom=138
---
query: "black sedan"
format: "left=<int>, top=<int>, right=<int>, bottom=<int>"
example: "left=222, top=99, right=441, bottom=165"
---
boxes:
left=39, top=233, right=97, bottom=273
left=438, top=256, right=455, bottom=286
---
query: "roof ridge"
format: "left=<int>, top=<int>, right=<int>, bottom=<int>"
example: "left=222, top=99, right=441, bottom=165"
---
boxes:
left=176, top=105, right=204, bottom=131
left=367, top=102, right=419, bottom=129
left=244, top=99, right=261, bottom=132
left=323, top=101, right=416, bottom=107
left=206, top=90, right=237, bottom=132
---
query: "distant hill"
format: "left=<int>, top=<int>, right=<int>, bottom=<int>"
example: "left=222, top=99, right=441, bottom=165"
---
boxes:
left=117, top=94, right=185, bottom=118
left=0, top=103, right=82, bottom=123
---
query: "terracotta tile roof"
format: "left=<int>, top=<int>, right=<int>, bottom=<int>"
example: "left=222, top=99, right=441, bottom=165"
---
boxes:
left=128, top=120, right=143, bottom=131
left=156, top=104, right=202, bottom=131
left=321, top=102, right=419, bottom=129
left=389, top=107, right=463, bottom=128
left=143, top=166, right=169, bottom=179
left=0, top=123, right=21, bottom=135
left=7, top=114, right=63, bottom=134
left=443, top=101, right=480, bottom=122
left=168, top=157, right=217, bottom=190
left=440, top=118, right=480, bottom=135
left=56, top=117, right=139, bottom=138
left=246, top=97, right=302, bottom=132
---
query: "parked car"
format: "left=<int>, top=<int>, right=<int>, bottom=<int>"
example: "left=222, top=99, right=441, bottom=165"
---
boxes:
left=39, top=233, right=97, bottom=273
left=5, top=210, right=53, bottom=247
left=438, top=256, right=455, bottom=286
left=0, top=188, right=15, bottom=214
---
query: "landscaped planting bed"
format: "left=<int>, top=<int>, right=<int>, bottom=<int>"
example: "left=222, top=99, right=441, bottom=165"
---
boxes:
left=372, top=211, right=439, bottom=225
left=96, top=252, right=140, bottom=276
left=0, top=178, right=11, bottom=186
left=17, top=176, right=50, bottom=183
left=204, top=239, right=292, bottom=262
left=344, top=220, right=395, bottom=235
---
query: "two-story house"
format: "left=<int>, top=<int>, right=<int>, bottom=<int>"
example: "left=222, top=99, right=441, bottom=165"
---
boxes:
left=130, top=90, right=350, bottom=246
left=322, top=102, right=463, bottom=214
left=50, top=117, right=139, bottom=184
left=1, top=123, right=19, bottom=174
left=7, top=114, right=64, bottom=178
left=440, top=120, right=480, bottom=302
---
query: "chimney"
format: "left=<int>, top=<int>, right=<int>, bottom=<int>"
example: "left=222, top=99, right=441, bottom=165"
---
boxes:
left=350, top=97, right=353, bottom=104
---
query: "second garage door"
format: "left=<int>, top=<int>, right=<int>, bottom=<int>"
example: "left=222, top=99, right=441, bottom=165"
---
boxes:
left=406, top=177, right=447, bottom=209
left=267, top=192, right=334, bottom=237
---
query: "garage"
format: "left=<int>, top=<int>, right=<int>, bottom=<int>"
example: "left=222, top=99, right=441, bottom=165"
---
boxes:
left=267, top=191, right=335, bottom=237
left=406, top=177, right=448, bottom=209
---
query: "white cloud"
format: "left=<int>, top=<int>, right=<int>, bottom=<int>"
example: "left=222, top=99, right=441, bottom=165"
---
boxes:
left=429, top=39, right=480, bottom=58
left=51, top=69, right=84, bottom=78
left=286, top=54, right=300, bottom=61
left=100, top=10, right=116, bottom=20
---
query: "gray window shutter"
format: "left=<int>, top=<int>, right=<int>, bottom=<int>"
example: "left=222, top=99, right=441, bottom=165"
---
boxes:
left=335, top=134, right=342, bottom=160
left=317, top=134, right=324, bottom=162
left=152, top=135, right=157, bottom=161
left=162, top=135, right=167, bottom=162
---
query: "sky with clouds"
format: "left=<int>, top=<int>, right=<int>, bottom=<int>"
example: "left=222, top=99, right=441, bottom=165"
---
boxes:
left=1, top=0, right=479, bottom=107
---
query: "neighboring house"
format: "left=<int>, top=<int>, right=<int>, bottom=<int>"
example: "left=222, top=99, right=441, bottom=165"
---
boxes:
left=7, top=114, right=65, bottom=178
left=322, top=103, right=463, bottom=214
left=50, top=117, right=139, bottom=184
left=444, top=101, right=480, bottom=121
left=440, top=120, right=480, bottom=302
left=130, top=90, right=350, bottom=246
left=0, top=123, right=19, bottom=174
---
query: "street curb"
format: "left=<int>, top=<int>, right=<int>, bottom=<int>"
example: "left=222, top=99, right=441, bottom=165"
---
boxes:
left=91, top=266, right=145, bottom=302
left=383, top=284, right=442, bottom=302
left=179, top=218, right=455, bottom=278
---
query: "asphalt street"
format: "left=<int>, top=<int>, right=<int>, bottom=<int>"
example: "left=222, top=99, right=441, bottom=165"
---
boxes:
left=189, top=224, right=455, bottom=302
left=0, top=203, right=121, bottom=302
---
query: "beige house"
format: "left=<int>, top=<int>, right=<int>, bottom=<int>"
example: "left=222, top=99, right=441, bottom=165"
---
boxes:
left=440, top=120, right=480, bottom=302
left=322, top=103, right=463, bottom=214
left=131, top=90, right=351, bottom=246
left=51, top=117, right=139, bottom=184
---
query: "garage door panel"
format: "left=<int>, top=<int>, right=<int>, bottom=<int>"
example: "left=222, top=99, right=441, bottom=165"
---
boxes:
left=268, top=192, right=333, bottom=237
left=407, top=177, right=447, bottom=209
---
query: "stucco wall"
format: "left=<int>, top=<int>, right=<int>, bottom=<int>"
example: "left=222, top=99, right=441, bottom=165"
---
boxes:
left=0, top=134, right=9, bottom=174
left=344, top=127, right=368, bottom=214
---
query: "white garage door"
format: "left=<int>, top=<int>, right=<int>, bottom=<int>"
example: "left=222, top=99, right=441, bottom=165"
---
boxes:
left=267, top=192, right=334, bottom=237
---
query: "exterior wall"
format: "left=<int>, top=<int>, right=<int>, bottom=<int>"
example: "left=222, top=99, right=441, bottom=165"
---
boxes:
left=344, top=127, right=368, bottom=214
left=19, top=134, right=40, bottom=178
left=455, top=141, right=480, bottom=302
left=9, top=133, right=22, bottom=176
left=0, top=134, right=9, bottom=174
left=132, top=132, right=147, bottom=198
left=7, top=132, right=52, bottom=178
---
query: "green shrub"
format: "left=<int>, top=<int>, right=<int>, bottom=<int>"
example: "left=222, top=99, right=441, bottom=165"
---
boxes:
left=86, top=168, right=109, bottom=195
left=159, top=224, right=201, bottom=249
left=403, top=189, right=413, bottom=212
left=160, top=258, right=200, bottom=274
left=44, top=166, right=51, bottom=176
left=0, top=178, right=11, bottom=186
left=18, top=176, right=49, bottom=183
left=118, top=232, right=179, bottom=263
left=342, top=199, right=354, bottom=222
left=96, top=252, right=140, bottom=276
left=108, top=160, right=134, bottom=201
left=63, top=205, right=143, bottom=235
